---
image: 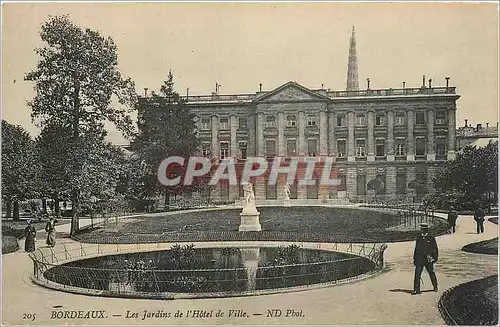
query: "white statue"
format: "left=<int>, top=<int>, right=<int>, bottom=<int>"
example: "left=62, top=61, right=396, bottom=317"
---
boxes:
left=243, top=182, right=255, bottom=206
left=284, top=183, right=291, bottom=200
left=239, top=182, right=261, bottom=231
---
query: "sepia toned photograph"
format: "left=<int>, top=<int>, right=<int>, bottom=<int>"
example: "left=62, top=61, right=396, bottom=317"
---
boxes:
left=1, top=2, right=498, bottom=325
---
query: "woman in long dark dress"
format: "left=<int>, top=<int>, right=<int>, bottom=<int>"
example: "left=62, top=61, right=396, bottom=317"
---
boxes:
left=24, top=220, right=36, bottom=252
left=45, top=218, right=56, bottom=247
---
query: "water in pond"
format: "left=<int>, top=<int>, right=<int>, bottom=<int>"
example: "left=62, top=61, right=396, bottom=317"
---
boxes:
left=44, top=246, right=375, bottom=293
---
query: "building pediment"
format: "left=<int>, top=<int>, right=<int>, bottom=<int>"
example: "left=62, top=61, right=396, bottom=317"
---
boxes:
left=254, top=81, right=330, bottom=103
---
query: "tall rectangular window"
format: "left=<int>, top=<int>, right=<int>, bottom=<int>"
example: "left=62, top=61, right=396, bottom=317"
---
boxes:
left=266, top=139, right=276, bottom=157
left=395, top=138, right=405, bottom=156
left=220, top=142, right=229, bottom=159
left=201, top=142, right=211, bottom=157
left=376, top=115, right=386, bottom=126
left=376, top=175, right=386, bottom=194
left=436, top=137, right=446, bottom=156
left=337, top=140, right=346, bottom=158
left=356, top=139, right=366, bottom=157
left=356, top=114, right=366, bottom=126
left=376, top=139, right=385, bottom=157
left=338, top=175, right=346, bottom=191
left=308, top=139, right=318, bottom=156
left=238, top=117, right=247, bottom=129
left=265, top=116, right=276, bottom=128
left=286, top=139, right=297, bottom=156
left=239, top=141, right=247, bottom=159
left=396, top=173, right=406, bottom=194
left=337, top=115, right=346, bottom=127
left=416, top=112, right=426, bottom=125
left=307, top=115, right=317, bottom=126
left=265, top=179, right=277, bottom=200
left=416, top=171, right=427, bottom=194
left=357, top=175, right=366, bottom=195
left=416, top=137, right=426, bottom=156
left=201, top=118, right=211, bottom=130
left=286, top=115, right=297, bottom=127
left=435, top=111, right=446, bottom=125
left=219, top=118, right=229, bottom=130
left=395, top=113, right=405, bottom=126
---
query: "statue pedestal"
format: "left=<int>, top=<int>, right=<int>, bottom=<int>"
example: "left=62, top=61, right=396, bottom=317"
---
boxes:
left=283, top=198, right=291, bottom=207
left=239, top=205, right=261, bottom=231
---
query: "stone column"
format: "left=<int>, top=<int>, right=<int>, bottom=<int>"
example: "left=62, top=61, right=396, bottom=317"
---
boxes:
left=367, top=110, right=375, bottom=161
left=406, top=110, right=415, bottom=161
left=278, top=111, right=285, bottom=157
left=346, top=167, right=357, bottom=200
left=347, top=111, right=355, bottom=162
left=328, top=112, right=336, bottom=156
left=211, top=115, right=219, bottom=158
left=447, top=108, right=456, bottom=160
left=427, top=166, right=436, bottom=193
left=256, top=112, right=265, bottom=157
left=427, top=110, right=435, bottom=161
left=319, top=110, right=328, bottom=156
left=385, top=166, right=397, bottom=195
left=230, top=115, right=238, bottom=157
left=247, top=113, right=256, bottom=156
left=298, top=111, right=306, bottom=156
left=386, top=110, right=395, bottom=161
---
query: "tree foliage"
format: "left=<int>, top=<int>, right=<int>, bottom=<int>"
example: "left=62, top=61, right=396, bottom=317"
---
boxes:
left=25, top=15, right=136, bottom=234
left=131, top=71, right=199, bottom=209
left=429, top=141, right=498, bottom=210
left=1, top=120, right=38, bottom=220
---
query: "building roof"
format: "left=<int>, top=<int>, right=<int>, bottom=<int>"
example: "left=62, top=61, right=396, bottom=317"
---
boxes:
left=458, top=138, right=498, bottom=153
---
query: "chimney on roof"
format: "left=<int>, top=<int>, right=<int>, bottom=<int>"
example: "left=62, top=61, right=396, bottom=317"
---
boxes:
left=422, top=75, right=426, bottom=88
left=403, top=81, right=406, bottom=89
left=259, top=83, right=262, bottom=92
left=464, top=119, right=468, bottom=127
left=428, top=79, right=432, bottom=88
left=144, top=88, right=148, bottom=97
left=486, top=123, right=489, bottom=128
left=367, top=78, right=370, bottom=90
left=321, top=83, right=324, bottom=89
left=477, top=123, right=482, bottom=131
left=445, top=77, right=450, bottom=88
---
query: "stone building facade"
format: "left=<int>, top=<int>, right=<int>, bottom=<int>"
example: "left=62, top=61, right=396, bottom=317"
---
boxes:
left=140, top=27, right=461, bottom=203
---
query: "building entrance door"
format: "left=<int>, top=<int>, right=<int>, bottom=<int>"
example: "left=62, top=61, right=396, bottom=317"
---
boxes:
left=307, top=182, right=319, bottom=199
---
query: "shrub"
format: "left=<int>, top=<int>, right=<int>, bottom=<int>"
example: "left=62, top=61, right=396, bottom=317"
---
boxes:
left=2, top=236, right=19, bottom=254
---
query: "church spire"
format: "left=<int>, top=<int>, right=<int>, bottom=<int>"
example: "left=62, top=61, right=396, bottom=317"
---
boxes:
left=346, top=25, right=359, bottom=91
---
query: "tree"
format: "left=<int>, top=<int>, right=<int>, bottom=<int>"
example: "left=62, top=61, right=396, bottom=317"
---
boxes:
left=35, top=122, right=73, bottom=217
left=1, top=120, right=38, bottom=220
left=131, top=71, right=199, bottom=210
left=25, top=15, right=136, bottom=235
left=430, top=141, right=498, bottom=210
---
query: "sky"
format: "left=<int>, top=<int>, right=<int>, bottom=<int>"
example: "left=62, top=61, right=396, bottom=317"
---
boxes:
left=2, top=2, right=498, bottom=144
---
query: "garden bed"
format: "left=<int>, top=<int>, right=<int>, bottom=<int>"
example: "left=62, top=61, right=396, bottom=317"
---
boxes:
left=439, top=275, right=498, bottom=325
left=74, top=206, right=449, bottom=244
left=462, top=238, right=498, bottom=255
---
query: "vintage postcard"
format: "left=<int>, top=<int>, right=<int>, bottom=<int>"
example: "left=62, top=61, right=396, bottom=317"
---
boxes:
left=1, top=2, right=498, bottom=325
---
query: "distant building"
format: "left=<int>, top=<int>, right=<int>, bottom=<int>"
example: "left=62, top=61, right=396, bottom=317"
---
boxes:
left=138, top=27, right=461, bottom=203
left=456, top=120, right=498, bottom=151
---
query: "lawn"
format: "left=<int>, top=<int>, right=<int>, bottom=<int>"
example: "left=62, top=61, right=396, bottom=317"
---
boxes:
left=439, top=275, right=498, bottom=326
left=75, top=206, right=449, bottom=244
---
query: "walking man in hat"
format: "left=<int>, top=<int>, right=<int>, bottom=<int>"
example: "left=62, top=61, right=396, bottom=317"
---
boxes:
left=412, top=223, right=439, bottom=295
left=447, top=206, right=458, bottom=233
